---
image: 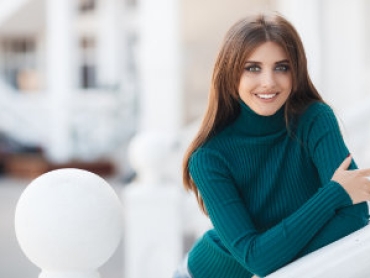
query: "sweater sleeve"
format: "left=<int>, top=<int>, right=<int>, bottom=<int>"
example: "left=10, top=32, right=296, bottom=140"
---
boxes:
left=296, top=103, right=369, bottom=256
left=304, top=103, right=355, bottom=181
left=189, top=148, right=352, bottom=277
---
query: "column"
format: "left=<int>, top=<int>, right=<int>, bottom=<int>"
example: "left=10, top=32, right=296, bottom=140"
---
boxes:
left=123, top=1, right=184, bottom=277
left=276, top=0, right=323, bottom=92
left=96, top=0, right=123, bottom=89
left=137, top=0, right=182, bottom=134
left=320, top=0, right=367, bottom=111
left=45, top=0, right=77, bottom=163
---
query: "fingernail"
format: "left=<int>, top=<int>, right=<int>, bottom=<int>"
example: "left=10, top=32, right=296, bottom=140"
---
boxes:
left=347, top=153, right=351, bottom=158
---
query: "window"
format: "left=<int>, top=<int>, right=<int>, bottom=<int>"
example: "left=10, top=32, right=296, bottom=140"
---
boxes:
left=79, top=0, right=96, bottom=13
left=79, top=37, right=96, bottom=89
left=1, top=37, right=38, bottom=91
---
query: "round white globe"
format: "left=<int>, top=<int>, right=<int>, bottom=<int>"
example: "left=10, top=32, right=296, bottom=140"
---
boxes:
left=128, top=132, right=174, bottom=183
left=14, top=168, right=123, bottom=272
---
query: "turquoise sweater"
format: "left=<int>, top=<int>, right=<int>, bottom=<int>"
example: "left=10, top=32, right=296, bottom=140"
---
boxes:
left=187, top=101, right=369, bottom=278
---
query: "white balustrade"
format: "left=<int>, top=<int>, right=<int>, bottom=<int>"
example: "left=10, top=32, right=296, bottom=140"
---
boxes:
left=267, top=224, right=370, bottom=278
left=14, top=168, right=123, bottom=278
left=122, top=131, right=183, bottom=278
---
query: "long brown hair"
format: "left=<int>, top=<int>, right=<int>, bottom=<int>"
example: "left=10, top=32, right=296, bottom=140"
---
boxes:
left=183, top=12, right=324, bottom=214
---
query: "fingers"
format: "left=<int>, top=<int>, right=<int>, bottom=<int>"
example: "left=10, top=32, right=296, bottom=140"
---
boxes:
left=337, top=154, right=352, bottom=171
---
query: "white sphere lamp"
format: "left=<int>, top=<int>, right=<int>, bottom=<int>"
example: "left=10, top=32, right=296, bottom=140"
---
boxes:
left=14, top=168, right=123, bottom=278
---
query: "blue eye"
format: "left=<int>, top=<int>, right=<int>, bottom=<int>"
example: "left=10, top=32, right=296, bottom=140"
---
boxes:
left=275, top=64, right=289, bottom=72
left=245, top=65, right=261, bottom=72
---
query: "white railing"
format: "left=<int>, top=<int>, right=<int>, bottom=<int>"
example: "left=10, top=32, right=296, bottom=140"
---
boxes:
left=266, top=222, right=370, bottom=278
left=0, top=77, right=135, bottom=161
left=14, top=168, right=123, bottom=278
left=12, top=132, right=206, bottom=278
left=121, top=131, right=211, bottom=278
left=0, top=79, right=48, bottom=146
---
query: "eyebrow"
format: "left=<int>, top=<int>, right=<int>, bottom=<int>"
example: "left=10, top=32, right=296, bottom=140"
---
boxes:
left=245, top=59, right=290, bottom=65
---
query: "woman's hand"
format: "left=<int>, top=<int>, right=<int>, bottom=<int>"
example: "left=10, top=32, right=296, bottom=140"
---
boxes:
left=331, top=155, right=370, bottom=204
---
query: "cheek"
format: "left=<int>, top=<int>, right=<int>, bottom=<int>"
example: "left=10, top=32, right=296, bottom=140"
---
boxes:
left=238, top=76, right=253, bottom=91
left=237, top=79, right=243, bottom=95
left=286, top=74, right=294, bottom=89
left=278, top=76, right=293, bottom=92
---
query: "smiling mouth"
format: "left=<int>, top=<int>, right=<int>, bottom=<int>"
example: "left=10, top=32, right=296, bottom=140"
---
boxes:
left=255, top=93, right=278, bottom=100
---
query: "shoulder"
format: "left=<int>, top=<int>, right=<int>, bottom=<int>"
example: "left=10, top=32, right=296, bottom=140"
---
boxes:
left=189, top=146, right=232, bottom=185
left=300, top=101, right=336, bottom=121
left=195, top=127, right=234, bottom=156
left=296, top=101, right=338, bottom=129
left=190, top=143, right=228, bottom=169
left=189, top=133, right=234, bottom=174
left=295, top=101, right=342, bottom=141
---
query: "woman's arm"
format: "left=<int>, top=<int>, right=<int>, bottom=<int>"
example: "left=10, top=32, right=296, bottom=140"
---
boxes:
left=306, top=104, right=370, bottom=205
left=295, top=103, right=370, bottom=257
left=189, top=149, right=352, bottom=277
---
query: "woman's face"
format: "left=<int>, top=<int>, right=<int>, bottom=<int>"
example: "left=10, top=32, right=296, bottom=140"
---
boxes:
left=238, top=41, right=292, bottom=116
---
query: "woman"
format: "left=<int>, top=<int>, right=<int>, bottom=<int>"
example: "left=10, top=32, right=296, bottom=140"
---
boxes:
left=176, top=12, right=370, bottom=278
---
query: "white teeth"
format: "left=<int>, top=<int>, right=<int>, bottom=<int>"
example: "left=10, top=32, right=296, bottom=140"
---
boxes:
left=257, top=94, right=277, bottom=99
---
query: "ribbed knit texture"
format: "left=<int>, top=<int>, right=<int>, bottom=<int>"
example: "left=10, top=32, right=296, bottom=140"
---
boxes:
left=187, top=101, right=369, bottom=278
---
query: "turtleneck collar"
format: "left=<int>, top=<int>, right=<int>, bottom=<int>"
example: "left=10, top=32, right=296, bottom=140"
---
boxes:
left=232, top=100, right=287, bottom=137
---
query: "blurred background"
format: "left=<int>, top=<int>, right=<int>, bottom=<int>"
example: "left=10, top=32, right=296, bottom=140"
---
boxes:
left=0, top=0, right=370, bottom=277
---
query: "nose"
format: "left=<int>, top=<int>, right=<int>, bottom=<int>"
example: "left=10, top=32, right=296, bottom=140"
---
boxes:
left=260, top=70, right=276, bottom=88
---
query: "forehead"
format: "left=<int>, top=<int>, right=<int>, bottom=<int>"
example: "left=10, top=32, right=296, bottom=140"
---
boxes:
left=246, top=41, right=288, bottom=62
